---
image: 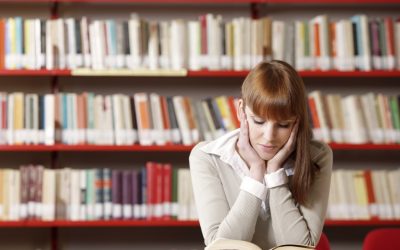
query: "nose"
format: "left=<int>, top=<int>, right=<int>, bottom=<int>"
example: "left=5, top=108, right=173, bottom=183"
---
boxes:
left=262, top=122, right=276, bottom=141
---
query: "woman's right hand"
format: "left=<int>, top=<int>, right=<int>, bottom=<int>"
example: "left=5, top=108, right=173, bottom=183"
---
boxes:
left=236, top=106, right=266, bottom=182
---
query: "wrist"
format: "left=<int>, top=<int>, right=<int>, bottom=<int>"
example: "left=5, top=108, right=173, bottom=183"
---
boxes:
left=249, top=163, right=265, bottom=182
left=266, top=164, right=281, bottom=174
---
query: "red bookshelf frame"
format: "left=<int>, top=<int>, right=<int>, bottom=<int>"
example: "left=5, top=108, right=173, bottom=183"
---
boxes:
left=0, top=220, right=200, bottom=227
left=0, top=69, right=71, bottom=76
left=0, top=143, right=398, bottom=152
left=50, top=0, right=400, bottom=4
left=0, top=144, right=194, bottom=152
left=324, top=219, right=400, bottom=226
left=1, top=69, right=400, bottom=77
left=0, top=219, right=398, bottom=227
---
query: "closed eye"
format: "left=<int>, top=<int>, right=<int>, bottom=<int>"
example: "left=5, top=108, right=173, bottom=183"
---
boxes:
left=252, top=118, right=264, bottom=125
left=278, top=123, right=290, bottom=128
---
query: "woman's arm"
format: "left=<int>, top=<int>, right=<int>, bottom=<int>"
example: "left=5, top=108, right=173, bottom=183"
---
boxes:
left=189, top=143, right=264, bottom=246
left=268, top=142, right=333, bottom=246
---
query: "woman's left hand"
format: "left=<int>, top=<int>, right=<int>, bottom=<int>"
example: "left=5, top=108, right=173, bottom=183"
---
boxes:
left=266, top=119, right=299, bottom=173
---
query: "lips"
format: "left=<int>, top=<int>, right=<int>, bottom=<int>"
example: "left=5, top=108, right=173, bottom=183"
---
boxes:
left=259, top=144, right=277, bottom=153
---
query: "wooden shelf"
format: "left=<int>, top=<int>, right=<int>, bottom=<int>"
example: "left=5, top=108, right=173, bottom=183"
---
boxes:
left=0, top=143, right=398, bottom=152
left=0, top=219, right=398, bottom=227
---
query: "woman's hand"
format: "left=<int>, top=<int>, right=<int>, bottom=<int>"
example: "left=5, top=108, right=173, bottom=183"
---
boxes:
left=266, top=119, right=299, bottom=173
left=236, top=107, right=265, bottom=182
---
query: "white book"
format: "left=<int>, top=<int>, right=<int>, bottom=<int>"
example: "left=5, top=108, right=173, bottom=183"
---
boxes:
left=66, top=18, right=77, bottom=69
left=359, top=15, right=372, bottom=71
left=24, top=94, right=32, bottom=145
left=9, top=170, right=20, bottom=221
left=103, top=95, right=114, bottom=145
left=170, top=19, right=187, bottom=70
left=272, top=20, right=285, bottom=62
left=79, top=170, right=87, bottom=221
left=122, top=95, right=136, bottom=144
left=295, top=21, right=306, bottom=71
left=173, top=96, right=192, bottom=146
left=361, top=93, right=384, bottom=144
left=42, top=169, right=55, bottom=221
left=243, top=18, right=251, bottom=70
left=70, top=170, right=81, bottom=221
left=128, top=14, right=142, bottom=69
left=233, top=18, right=244, bottom=71
left=188, top=21, right=201, bottom=70
left=93, top=95, right=103, bottom=145
left=148, top=22, right=159, bottom=70
left=387, top=170, right=400, bottom=219
left=56, top=19, right=66, bottom=69
left=71, top=94, right=79, bottom=144
left=342, top=95, right=368, bottom=144
left=112, top=94, right=124, bottom=145
left=149, top=93, right=166, bottom=146
left=81, top=17, right=92, bottom=68
left=344, top=20, right=355, bottom=71
left=159, top=21, right=170, bottom=69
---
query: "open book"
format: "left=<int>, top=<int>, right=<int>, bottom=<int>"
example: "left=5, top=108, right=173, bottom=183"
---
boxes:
left=205, top=238, right=315, bottom=250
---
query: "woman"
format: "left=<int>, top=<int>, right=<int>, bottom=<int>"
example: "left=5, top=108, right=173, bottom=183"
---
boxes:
left=189, top=60, right=332, bottom=249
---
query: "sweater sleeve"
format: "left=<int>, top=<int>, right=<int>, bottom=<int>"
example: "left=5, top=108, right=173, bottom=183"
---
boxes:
left=189, top=143, right=263, bottom=246
left=268, top=142, right=333, bottom=246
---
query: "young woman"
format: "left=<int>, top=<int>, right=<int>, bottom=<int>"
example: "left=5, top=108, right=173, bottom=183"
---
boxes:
left=189, top=60, right=332, bottom=249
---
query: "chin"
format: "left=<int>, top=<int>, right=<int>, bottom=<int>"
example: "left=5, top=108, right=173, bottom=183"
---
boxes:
left=257, top=151, right=275, bottom=161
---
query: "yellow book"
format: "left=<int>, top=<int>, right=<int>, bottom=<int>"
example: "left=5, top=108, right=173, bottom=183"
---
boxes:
left=205, top=238, right=315, bottom=250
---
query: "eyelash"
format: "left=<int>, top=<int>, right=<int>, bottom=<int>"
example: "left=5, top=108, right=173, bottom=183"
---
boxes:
left=252, top=119, right=290, bottom=128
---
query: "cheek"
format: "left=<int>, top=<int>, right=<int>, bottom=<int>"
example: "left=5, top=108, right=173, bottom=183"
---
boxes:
left=247, top=123, right=261, bottom=144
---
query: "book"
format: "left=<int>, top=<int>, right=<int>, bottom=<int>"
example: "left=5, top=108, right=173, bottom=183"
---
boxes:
left=205, top=238, right=315, bottom=250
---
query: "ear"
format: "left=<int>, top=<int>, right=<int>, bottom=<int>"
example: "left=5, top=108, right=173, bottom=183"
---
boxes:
left=237, top=99, right=245, bottom=122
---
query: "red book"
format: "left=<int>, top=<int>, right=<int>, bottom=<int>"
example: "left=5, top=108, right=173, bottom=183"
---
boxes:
left=384, top=17, right=395, bottom=58
left=314, top=23, right=321, bottom=60
left=227, top=96, right=239, bottom=129
left=308, top=97, right=321, bottom=129
left=364, top=170, right=378, bottom=219
left=200, top=15, right=207, bottom=58
left=155, top=163, right=163, bottom=219
left=162, top=163, right=172, bottom=220
left=0, top=19, right=5, bottom=69
left=146, top=161, right=156, bottom=220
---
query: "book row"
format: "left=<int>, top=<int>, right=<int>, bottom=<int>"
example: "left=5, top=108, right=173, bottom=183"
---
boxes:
left=308, top=91, right=400, bottom=144
left=0, top=14, right=399, bottom=71
left=2, top=91, right=400, bottom=146
left=327, top=168, right=400, bottom=220
left=0, top=92, right=240, bottom=146
left=0, top=163, right=197, bottom=222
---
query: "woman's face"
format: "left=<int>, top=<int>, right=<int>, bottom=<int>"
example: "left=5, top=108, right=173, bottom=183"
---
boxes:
left=244, top=106, right=296, bottom=161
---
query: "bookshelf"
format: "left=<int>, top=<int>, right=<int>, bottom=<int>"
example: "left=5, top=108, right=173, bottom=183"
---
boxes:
left=0, top=0, right=399, bottom=250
